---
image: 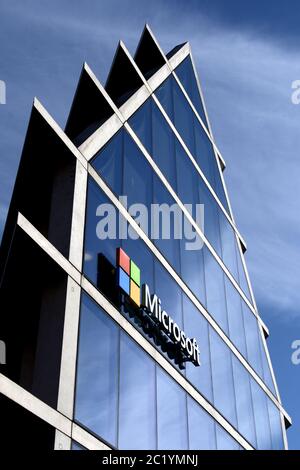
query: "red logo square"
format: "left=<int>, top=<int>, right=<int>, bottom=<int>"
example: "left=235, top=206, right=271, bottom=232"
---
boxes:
left=116, top=247, right=130, bottom=275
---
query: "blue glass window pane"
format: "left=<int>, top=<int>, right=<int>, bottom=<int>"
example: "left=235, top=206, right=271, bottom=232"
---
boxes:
left=175, top=56, right=208, bottom=129
left=172, top=78, right=196, bottom=157
left=236, top=245, right=252, bottom=301
left=267, top=400, right=284, bottom=450
left=92, top=129, right=123, bottom=196
left=212, top=166, right=229, bottom=213
left=75, top=294, right=119, bottom=446
left=155, top=75, right=173, bottom=117
left=180, top=234, right=206, bottom=309
left=219, top=211, right=239, bottom=280
left=129, top=99, right=177, bottom=189
left=175, top=139, right=198, bottom=209
left=152, top=175, right=181, bottom=274
left=225, top=277, right=247, bottom=359
left=83, top=178, right=119, bottom=290
left=250, top=379, right=272, bottom=449
left=243, top=304, right=264, bottom=378
left=216, top=424, right=240, bottom=450
left=183, top=296, right=213, bottom=402
left=209, top=328, right=237, bottom=426
left=118, top=331, right=156, bottom=450
left=154, top=260, right=183, bottom=328
left=232, top=355, right=257, bottom=447
left=127, top=99, right=152, bottom=152
left=156, top=367, right=188, bottom=449
left=258, top=329, right=277, bottom=395
left=187, top=396, right=216, bottom=450
left=199, top=179, right=222, bottom=257
left=194, top=129, right=229, bottom=213
left=204, top=247, right=229, bottom=334
left=151, top=101, right=177, bottom=187
left=123, top=129, right=153, bottom=212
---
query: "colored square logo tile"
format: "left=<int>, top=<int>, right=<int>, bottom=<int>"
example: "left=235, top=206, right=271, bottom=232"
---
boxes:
left=117, top=247, right=130, bottom=275
left=118, top=268, right=130, bottom=295
left=130, top=279, right=140, bottom=306
left=130, top=260, right=140, bottom=287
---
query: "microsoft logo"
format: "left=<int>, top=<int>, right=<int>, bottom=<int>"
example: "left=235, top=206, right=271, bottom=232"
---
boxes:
left=115, top=247, right=200, bottom=368
left=116, top=248, right=141, bottom=307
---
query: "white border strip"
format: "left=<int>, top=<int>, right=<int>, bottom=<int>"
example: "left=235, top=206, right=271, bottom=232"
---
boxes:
left=72, top=423, right=111, bottom=450
left=33, top=98, right=87, bottom=170
left=0, top=373, right=71, bottom=435
left=0, top=373, right=111, bottom=450
left=17, top=213, right=81, bottom=284
left=54, top=430, right=71, bottom=450
left=57, top=277, right=82, bottom=419
left=68, top=159, right=88, bottom=271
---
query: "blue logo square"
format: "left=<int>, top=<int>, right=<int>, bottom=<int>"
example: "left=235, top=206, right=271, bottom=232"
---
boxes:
left=118, top=268, right=130, bottom=295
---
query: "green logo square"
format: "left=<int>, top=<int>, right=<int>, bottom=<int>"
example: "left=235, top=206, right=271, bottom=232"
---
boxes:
left=130, top=260, right=140, bottom=287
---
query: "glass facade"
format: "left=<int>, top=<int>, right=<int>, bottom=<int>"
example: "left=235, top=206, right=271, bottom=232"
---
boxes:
left=90, top=127, right=276, bottom=395
left=78, top=177, right=284, bottom=449
left=74, top=52, right=285, bottom=449
left=74, top=51, right=285, bottom=446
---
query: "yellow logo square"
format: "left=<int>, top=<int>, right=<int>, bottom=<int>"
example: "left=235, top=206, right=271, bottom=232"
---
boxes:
left=130, top=279, right=140, bottom=307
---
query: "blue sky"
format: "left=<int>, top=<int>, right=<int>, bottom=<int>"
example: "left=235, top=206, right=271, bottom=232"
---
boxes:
left=0, top=0, right=299, bottom=449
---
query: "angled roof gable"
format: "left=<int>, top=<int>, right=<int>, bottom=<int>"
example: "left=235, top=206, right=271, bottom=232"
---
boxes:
left=134, top=24, right=167, bottom=79
left=65, top=64, right=115, bottom=145
left=105, top=42, right=144, bottom=108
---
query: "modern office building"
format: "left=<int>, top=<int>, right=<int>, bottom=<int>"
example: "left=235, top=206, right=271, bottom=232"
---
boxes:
left=0, top=26, right=291, bottom=450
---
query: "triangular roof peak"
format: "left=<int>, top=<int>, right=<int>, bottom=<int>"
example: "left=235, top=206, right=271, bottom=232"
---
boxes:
left=134, top=24, right=168, bottom=79
left=105, top=41, right=144, bottom=108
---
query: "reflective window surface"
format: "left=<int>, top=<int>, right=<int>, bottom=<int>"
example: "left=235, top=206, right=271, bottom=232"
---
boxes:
left=119, top=332, right=157, bottom=449
left=75, top=293, right=242, bottom=450
left=250, top=379, right=272, bottom=450
left=216, top=424, right=241, bottom=450
left=174, top=56, right=209, bottom=129
left=75, top=293, right=119, bottom=445
left=82, top=177, right=282, bottom=448
left=154, top=73, right=228, bottom=211
left=91, top=130, right=268, bottom=387
left=187, top=396, right=216, bottom=450
left=156, top=367, right=188, bottom=449
left=232, top=355, right=257, bottom=447
left=128, top=96, right=252, bottom=304
left=209, top=328, right=237, bottom=427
